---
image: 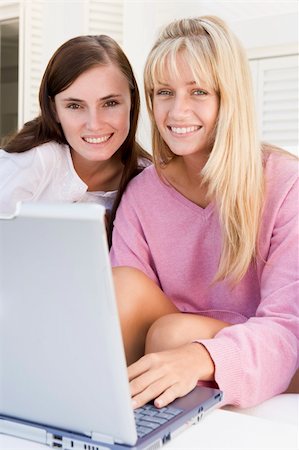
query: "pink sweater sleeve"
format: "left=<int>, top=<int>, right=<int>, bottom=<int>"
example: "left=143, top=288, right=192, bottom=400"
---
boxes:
left=200, top=178, right=299, bottom=407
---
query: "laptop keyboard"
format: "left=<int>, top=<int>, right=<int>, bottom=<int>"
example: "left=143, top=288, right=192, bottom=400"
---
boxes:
left=134, top=404, right=183, bottom=438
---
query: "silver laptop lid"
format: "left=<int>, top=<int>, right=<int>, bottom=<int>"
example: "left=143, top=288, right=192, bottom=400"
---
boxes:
left=0, top=202, right=137, bottom=445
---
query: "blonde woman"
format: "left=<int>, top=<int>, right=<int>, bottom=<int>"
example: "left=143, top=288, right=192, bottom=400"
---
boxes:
left=111, top=16, right=298, bottom=409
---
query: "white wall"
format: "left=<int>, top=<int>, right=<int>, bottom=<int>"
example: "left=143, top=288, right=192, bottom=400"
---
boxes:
left=122, top=0, right=298, bottom=151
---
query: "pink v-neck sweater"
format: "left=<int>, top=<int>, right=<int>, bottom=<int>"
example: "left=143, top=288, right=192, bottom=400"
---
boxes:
left=110, top=151, right=299, bottom=408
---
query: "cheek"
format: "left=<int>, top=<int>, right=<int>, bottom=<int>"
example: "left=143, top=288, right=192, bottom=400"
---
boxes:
left=201, top=103, right=218, bottom=130
left=118, top=107, right=131, bottom=133
left=58, top=118, right=79, bottom=140
left=54, top=108, right=62, bottom=124
left=207, top=111, right=218, bottom=127
left=155, top=115, right=167, bottom=137
left=209, top=100, right=219, bottom=125
left=58, top=117, right=73, bottom=132
left=55, top=108, right=68, bottom=126
left=153, top=105, right=165, bottom=129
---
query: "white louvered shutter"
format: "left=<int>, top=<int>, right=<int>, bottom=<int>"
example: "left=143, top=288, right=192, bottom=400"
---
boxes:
left=250, top=55, right=299, bottom=156
left=19, top=0, right=43, bottom=125
left=86, top=1, right=123, bottom=45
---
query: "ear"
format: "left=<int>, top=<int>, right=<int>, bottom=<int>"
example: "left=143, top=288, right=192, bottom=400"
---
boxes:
left=49, top=96, right=60, bottom=123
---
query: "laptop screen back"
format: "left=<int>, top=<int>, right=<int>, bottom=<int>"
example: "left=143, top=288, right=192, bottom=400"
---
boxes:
left=0, top=203, right=137, bottom=445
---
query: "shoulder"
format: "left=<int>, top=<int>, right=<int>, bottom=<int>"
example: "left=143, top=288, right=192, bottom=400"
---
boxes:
left=119, top=165, right=162, bottom=211
left=262, top=147, right=299, bottom=216
left=263, top=147, right=298, bottom=197
left=33, top=141, right=70, bottom=167
left=0, top=141, right=69, bottom=169
left=0, top=146, right=39, bottom=172
left=263, top=147, right=298, bottom=182
left=127, top=164, right=160, bottom=192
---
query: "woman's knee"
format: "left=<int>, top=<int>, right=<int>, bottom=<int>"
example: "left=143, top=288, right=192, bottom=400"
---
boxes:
left=145, top=313, right=231, bottom=354
left=145, top=313, right=186, bottom=353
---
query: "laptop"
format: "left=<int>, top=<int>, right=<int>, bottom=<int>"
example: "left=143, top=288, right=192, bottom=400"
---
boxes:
left=0, top=202, right=223, bottom=450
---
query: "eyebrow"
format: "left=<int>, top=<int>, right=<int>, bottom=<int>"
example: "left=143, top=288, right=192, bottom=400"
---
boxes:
left=60, top=94, right=123, bottom=102
left=156, top=80, right=197, bottom=87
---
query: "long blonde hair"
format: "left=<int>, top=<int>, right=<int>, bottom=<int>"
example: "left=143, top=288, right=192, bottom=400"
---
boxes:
left=144, top=16, right=264, bottom=283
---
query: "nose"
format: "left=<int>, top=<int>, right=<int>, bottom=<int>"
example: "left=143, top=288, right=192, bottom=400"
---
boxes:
left=169, top=94, right=191, bottom=120
left=86, top=109, right=102, bottom=131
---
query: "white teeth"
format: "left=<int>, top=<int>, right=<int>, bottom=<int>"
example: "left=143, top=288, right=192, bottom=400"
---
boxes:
left=84, top=135, right=110, bottom=144
left=171, top=126, right=200, bottom=134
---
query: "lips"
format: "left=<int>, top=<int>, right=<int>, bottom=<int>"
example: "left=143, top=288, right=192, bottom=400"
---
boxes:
left=168, top=126, right=202, bottom=135
left=82, top=134, right=112, bottom=144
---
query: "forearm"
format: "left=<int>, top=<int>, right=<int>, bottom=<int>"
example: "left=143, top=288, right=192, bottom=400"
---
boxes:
left=200, top=319, right=298, bottom=407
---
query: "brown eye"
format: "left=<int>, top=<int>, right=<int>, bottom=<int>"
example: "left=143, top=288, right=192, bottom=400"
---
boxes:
left=67, top=103, right=81, bottom=109
left=104, top=100, right=119, bottom=107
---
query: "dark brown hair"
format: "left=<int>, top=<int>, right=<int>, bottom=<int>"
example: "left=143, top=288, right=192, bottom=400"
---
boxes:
left=4, top=35, right=151, bottom=245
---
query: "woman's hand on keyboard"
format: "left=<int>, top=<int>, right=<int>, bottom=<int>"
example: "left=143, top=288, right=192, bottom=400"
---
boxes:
left=128, top=342, right=215, bottom=409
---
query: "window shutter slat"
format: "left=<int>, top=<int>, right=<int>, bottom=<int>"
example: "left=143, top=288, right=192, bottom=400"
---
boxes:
left=251, top=55, right=298, bottom=155
left=87, top=1, right=123, bottom=45
left=21, top=1, right=43, bottom=123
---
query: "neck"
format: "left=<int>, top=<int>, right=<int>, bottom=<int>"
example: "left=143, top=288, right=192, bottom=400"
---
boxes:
left=162, top=155, right=211, bottom=208
left=172, top=153, right=210, bottom=186
left=71, top=150, right=123, bottom=192
left=181, top=155, right=208, bottom=183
